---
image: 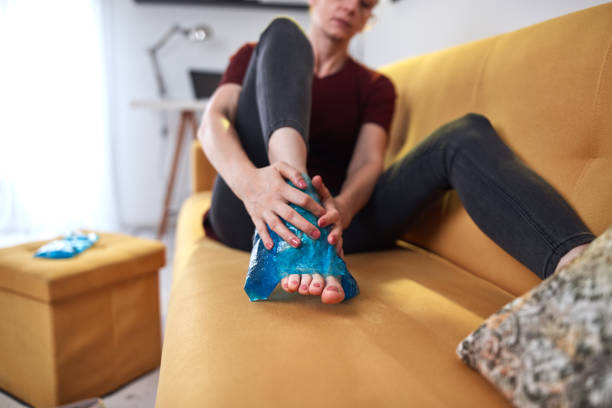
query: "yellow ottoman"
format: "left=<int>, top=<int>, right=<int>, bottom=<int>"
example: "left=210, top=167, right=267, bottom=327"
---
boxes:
left=0, top=232, right=165, bottom=408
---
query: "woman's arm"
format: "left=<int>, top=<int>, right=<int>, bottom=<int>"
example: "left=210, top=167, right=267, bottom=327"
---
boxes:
left=198, top=84, right=325, bottom=249
left=199, top=83, right=254, bottom=196
left=313, top=122, right=386, bottom=255
left=335, top=122, right=387, bottom=228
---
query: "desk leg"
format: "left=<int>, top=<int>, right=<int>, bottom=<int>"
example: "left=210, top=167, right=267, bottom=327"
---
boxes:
left=157, top=110, right=196, bottom=239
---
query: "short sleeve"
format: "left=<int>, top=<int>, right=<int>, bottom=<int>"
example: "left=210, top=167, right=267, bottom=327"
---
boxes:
left=218, top=42, right=256, bottom=87
left=361, top=74, right=396, bottom=134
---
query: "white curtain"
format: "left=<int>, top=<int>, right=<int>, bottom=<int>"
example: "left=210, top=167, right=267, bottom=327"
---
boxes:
left=0, top=0, right=117, bottom=245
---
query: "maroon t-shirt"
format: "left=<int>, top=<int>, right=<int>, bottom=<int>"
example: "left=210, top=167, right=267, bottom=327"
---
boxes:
left=219, top=42, right=396, bottom=195
left=203, top=43, right=396, bottom=241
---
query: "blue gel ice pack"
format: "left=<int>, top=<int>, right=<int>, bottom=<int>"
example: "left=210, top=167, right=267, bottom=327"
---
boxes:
left=244, top=175, right=359, bottom=302
left=34, top=232, right=99, bottom=259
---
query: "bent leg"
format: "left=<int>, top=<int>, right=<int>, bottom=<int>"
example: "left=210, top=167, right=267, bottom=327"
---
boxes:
left=204, top=18, right=343, bottom=302
left=208, top=18, right=314, bottom=251
left=344, top=113, right=595, bottom=279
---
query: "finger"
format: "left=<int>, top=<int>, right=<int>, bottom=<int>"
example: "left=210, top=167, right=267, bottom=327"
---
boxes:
left=275, top=203, right=321, bottom=240
left=254, top=219, right=274, bottom=250
left=318, top=207, right=340, bottom=228
left=299, top=274, right=312, bottom=295
left=283, top=187, right=326, bottom=218
left=287, top=274, right=301, bottom=292
left=328, top=223, right=343, bottom=246
left=265, top=212, right=301, bottom=248
left=274, top=161, right=307, bottom=189
left=311, top=175, right=331, bottom=200
left=335, top=237, right=344, bottom=258
left=309, top=273, right=325, bottom=295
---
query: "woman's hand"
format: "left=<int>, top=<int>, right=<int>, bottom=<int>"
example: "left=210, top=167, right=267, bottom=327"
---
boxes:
left=312, top=175, right=349, bottom=259
left=239, top=161, right=326, bottom=250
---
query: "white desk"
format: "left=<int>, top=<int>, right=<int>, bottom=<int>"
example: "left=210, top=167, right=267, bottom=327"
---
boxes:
left=132, top=99, right=209, bottom=238
left=131, top=99, right=209, bottom=111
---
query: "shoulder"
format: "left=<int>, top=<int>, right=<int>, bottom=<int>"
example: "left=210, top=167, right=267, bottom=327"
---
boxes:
left=347, top=58, right=396, bottom=98
left=345, top=58, right=397, bottom=132
left=219, top=42, right=257, bottom=87
left=229, top=42, right=257, bottom=63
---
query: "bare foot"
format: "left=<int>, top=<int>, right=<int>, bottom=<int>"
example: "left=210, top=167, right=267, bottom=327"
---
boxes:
left=553, top=243, right=589, bottom=275
left=280, top=273, right=345, bottom=304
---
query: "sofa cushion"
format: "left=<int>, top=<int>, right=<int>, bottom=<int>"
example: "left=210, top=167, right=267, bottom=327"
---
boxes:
left=457, top=226, right=612, bottom=407
left=158, top=240, right=515, bottom=407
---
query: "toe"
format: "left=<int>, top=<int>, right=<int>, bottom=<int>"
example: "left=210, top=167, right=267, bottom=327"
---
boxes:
left=287, top=274, right=300, bottom=292
left=309, top=273, right=325, bottom=295
left=299, top=274, right=312, bottom=295
left=321, top=275, right=345, bottom=304
left=281, top=276, right=290, bottom=292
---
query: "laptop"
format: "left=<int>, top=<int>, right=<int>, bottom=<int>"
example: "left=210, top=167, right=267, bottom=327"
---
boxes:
left=189, top=70, right=223, bottom=99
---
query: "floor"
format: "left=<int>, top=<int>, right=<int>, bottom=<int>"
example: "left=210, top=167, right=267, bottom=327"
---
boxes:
left=0, top=220, right=178, bottom=408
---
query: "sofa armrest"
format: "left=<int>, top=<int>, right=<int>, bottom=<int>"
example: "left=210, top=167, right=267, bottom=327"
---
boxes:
left=191, top=140, right=216, bottom=193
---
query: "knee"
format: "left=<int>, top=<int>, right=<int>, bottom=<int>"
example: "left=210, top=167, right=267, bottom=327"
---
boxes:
left=266, top=17, right=299, bottom=33
left=454, top=113, right=494, bottom=136
left=435, top=112, right=497, bottom=152
left=260, top=17, right=313, bottom=64
left=263, top=17, right=309, bottom=47
left=460, top=112, right=491, bottom=126
left=271, top=16, right=302, bottom=28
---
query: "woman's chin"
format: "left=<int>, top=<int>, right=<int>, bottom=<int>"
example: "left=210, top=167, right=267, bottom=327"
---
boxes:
left=326, top=29, right=354, bottom=42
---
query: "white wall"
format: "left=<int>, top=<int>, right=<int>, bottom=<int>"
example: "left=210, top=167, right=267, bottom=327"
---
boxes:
left=107, top=0, right=310, bottom=229
left=106, top=0, right=609, bottom=229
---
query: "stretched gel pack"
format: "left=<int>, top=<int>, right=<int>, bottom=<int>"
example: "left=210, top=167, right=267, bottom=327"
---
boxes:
left=34, top=231, right=99, bottom=259
left=244, top=175, right=359, bottom=302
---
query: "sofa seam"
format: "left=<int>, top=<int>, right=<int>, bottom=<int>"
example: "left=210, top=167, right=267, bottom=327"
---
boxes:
left=570, top=31, right=612, bottom=199
left=471, top=36, right=500, bottom=106
left=590, top=30, right=612, bottom=158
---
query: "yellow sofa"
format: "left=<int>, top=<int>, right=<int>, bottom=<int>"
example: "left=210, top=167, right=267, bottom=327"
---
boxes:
left=156, top=4, right=612, bottom=407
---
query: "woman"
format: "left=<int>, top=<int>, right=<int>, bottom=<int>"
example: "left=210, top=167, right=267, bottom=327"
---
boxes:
left=199, top=0, right=595, bottom=304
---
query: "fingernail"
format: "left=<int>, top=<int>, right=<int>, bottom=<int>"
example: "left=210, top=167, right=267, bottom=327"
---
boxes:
left=291, top=238, right=300, bottom=247
left=326, top=286, right=339, bottom=292
left=300, top=284, right=308, bottom=290
left=265, top=242, right=273, bottom=250
left=313, top=283, right=321, bottom=288
left=311, top=229, right=320, bottom=239
left=299, top=180, right=307, bottom=188
left=292, top=280, right=299, bottom=285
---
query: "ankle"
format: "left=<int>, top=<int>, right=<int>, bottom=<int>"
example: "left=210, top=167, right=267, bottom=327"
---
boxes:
left=268, top=127, right=307, bottom=172
left=554, top=244, right=589, bottom=275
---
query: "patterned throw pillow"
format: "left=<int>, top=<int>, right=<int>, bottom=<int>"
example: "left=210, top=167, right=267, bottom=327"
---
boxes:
left=457, top=226, right=612, bottom=407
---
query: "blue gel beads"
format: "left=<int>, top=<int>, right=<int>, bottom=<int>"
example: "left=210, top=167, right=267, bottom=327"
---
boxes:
left=34, top=231, right=99, bottom=259
left=244, top=175, right=359, bottom=302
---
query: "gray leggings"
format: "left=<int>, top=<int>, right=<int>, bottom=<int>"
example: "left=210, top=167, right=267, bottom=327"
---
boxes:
left=207, top=18, right=595, bottom=279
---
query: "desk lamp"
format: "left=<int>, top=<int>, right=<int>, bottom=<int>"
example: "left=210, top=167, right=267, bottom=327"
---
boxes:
left=149, top=24, right=213, bottom=136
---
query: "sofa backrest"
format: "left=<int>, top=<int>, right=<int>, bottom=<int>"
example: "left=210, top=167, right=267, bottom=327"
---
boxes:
left=380, top=3, right=612, bottom=296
